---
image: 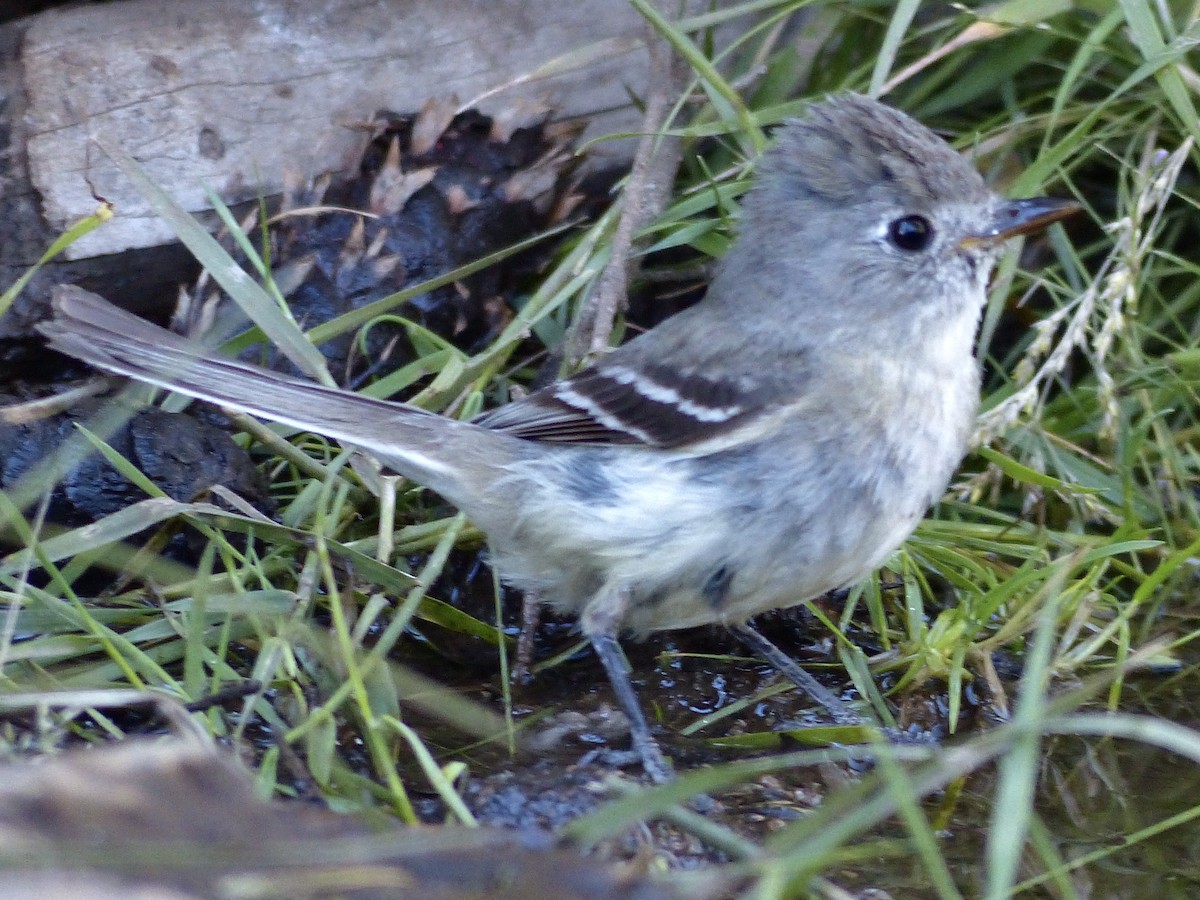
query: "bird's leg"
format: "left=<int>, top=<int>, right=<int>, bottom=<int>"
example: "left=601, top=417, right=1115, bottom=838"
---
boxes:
left=583, top=585, right=674, bottom=783
left=589, top=632, right=674, bottom=783
left=730, top=622, right=864, bottom=727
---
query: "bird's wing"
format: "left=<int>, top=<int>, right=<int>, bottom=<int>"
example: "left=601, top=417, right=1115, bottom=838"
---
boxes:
left=474, top=358, right=786, bottom=449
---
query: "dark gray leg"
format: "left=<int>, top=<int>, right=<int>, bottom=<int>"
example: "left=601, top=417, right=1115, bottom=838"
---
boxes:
left=730, top=622, right=863, bottom=727
left=590, top=631, right=674, bottom=783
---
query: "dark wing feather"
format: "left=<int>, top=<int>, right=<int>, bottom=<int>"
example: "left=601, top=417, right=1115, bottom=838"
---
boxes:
left=474, top=359, right=782, bottom=449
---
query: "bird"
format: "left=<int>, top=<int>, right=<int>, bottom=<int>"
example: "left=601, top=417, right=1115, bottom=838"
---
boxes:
left=40, top=93, right=1080, bottom=782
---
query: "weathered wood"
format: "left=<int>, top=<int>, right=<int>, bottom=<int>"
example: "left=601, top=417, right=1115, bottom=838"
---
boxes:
left=0, top=0, right=650, bottom=339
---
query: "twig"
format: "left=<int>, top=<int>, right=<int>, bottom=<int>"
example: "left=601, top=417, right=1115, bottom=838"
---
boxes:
left=566, top=6, right=689, bottom=365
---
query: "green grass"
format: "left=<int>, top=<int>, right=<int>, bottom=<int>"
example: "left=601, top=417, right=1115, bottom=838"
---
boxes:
left=4, top=1, right=1200, bottom=896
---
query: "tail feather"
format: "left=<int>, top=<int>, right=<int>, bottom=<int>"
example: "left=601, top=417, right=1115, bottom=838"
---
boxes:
left=39, top=286, right=505, bottom=497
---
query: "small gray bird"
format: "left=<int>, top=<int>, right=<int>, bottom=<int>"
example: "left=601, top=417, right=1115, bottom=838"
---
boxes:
left=41, top=94, right=1079, bottom=781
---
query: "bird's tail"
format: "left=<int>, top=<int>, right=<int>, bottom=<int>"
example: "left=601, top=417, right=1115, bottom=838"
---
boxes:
left=39, top=286, right=509, bottom=501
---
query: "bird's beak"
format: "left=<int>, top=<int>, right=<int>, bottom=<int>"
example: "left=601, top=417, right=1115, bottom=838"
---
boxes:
left=960, top=196, right=1082, bottom=249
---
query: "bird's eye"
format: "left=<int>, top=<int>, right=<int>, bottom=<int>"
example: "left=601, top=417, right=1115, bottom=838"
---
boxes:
left=887, top=215, right=934, bottom=252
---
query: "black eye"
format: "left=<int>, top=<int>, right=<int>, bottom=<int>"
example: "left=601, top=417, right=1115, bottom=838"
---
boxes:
left=888, top=215, right=934, bottom=252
